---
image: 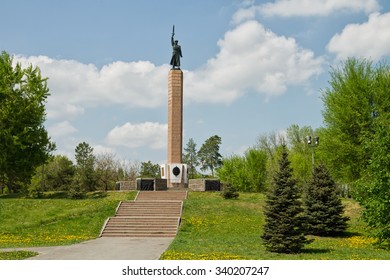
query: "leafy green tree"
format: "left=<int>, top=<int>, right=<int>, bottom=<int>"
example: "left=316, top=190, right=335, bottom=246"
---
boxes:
left=304, top=164, right=349, bottom=236
left=262, top=146, right=310, bottom=253
left=44, top=155, right=75, bottom=191
left=140, top=161, right=160, bottom=178
left=74, top=142, right=96, bottom=192
left=217, top=155, right=249, bottom=191
left=320, top=58, right=390, bottom=245
left=197, top=135, right=222, bottom=177
left=28, top=164, right=48, bottom=197
left=245, top=148, right=268, bottom=192
left=286, top=124, right=315, bottom=185
left=28, top=155, right=74, bottom=196
left=217, top=148, right=267, bottom=192
left=320, top=58, right=389, bottom=184
left=183, top=138, right=199, bottom=179
left=256, top=132, right=285, bottom=189
left=357, top=114, right=390, bottom=247
left=0, top=51, right=55, bottom=192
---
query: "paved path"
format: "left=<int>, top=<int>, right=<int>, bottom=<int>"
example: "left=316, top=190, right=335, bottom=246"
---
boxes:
left=1, top=237, right=173, bottom=260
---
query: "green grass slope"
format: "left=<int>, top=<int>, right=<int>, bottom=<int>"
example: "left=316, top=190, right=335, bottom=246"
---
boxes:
left=1, top=191, right=388, bottom=260
left=161, top=192, right=390, bottom=260
left=0, top=192, right=136, bottom=248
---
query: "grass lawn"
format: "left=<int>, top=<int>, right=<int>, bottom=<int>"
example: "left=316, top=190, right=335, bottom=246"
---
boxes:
left=1, top=191, right=388, bottom=260
left=0, top=191, right=136, bottom=251
left=160, top=192, right=390, bottom=260
left=0, top=250, right=38, bottom=260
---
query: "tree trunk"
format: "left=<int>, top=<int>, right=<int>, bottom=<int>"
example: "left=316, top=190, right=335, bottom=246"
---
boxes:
left=7, top=176, right=14, bottom=193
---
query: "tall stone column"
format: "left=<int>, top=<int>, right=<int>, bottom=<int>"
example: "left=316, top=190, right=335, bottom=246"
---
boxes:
left=168, top=69, right=183, bottom=164
left=165, top=69, right=187, bottom=188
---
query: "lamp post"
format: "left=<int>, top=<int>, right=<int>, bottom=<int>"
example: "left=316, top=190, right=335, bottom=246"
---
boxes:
left=306, top=135, right=319, bottom=168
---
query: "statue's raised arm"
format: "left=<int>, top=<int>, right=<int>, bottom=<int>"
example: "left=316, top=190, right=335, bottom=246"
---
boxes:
left=170, top=25, right=182, bottom=69
left=171, top=25, right=175, bottom=46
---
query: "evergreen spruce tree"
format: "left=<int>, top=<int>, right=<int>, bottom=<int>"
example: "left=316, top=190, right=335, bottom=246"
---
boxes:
left=221, top=183, right=239, bottom=199
left=304, top=164, right=349, bottom=236
left=262, top=146, right=309, bottom=253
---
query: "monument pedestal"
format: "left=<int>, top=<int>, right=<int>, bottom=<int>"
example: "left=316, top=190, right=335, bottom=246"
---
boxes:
left=161, top=163, right=187, bottom=188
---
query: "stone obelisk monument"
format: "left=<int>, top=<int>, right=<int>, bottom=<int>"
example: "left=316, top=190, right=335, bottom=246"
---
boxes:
left=168, top=69, right=183, bottom=164
left=161, top=25, right=187, bottom=188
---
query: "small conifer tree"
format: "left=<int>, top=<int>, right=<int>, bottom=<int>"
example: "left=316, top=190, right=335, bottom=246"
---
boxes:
left=262, top=146, right=310, bottom=253
left=222, top=183, right=239, bottom=199
left=304, top=164, right=349, bottom=236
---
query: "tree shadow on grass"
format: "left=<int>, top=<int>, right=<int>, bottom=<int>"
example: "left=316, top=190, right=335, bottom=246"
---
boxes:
left=309, top=231, right=362, bottom=239
left=321, top=231, right=363, bottom=239
left=337, top=231, right=362, bottom=238
left=0, top=193, right=26, bottom=199
left=41, top=192, right=68, bottom=199
left=87, top=191, right=108, bottom=199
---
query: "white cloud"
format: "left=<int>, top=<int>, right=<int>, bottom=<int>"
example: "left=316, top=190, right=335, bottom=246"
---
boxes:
left=14, top=19, right=323, bottom=113
left=106, top=122, right=167, bottom=150
left=47, top=121, right=77, bottom=138
left=259, top=0, right=380, bottom=17
left=185, top=20, right=323, bottom=103
left=92, top=145, right=116, bottom=155
left=14, top=55, right=169, bottom=120
left=327, top=12, right=390, bottom=61
left=47, top=103, right=85, bottom=119
left=231, top=6, right=259, bottom=25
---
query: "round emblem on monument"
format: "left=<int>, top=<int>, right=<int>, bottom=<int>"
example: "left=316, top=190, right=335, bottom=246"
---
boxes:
left=172, top=166, right=181, bottom=176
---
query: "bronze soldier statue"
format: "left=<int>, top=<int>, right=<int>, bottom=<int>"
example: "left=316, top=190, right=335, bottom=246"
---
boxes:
left=170, top=25, right=182, bottom=69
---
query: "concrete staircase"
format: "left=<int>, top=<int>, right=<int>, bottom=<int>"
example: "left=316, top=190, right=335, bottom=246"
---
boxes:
left=100, top=191, right=187, bottom=238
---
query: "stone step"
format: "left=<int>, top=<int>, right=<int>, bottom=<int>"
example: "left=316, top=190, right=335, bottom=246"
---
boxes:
left=101, top=233, right=177, bottom=238
left=103, top=227, right=177, bottom=232
left=116, top=209, right=181, bottom=213
left=118, top=207, right=181, bottom=210
left=108, top=217, right=178, bottom=221
left=105, top=225, right=177, bottom=230
left=100, top=190, right=186, bottom=238
left=117, top=209, right=180, bottom=212
left=120, top=202, right=182, bottom=205
left=117, top=210, right=179, bottom=213
left=102, top=217, right=179, bottom=237
left=117, top=204, right=182, bottom=208
left=136, top=191, right=187, bottom=201
left=107, top=219, right=179, bottom=224
left=106, top=221, right=178, bottom=225
left=136, top=197, right=186, bottom=201
left=116, top=207, right=181, bottom=211
left=104, top=229, right=177, bottom=232
left=115, top=200, right=183, bottom=218
left=105, top=224, right=177, bottom=228
left=122, top=200, right=184, bottom=203
left=118, top=205, right=181, bottom=209
left=106, top=222, right=178, bottom=226
left=119, top=203, right=182, bottom=207
left=115, top=214, right=181, bottom=218
left=103, top=232, right=177, bottom=236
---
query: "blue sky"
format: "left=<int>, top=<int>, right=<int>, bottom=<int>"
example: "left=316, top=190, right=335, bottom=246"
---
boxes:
left=2, top=0, right=390, bottom=164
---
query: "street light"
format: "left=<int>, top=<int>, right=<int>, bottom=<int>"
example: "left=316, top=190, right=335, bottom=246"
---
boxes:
left=306, top=135, right=319, bottom=167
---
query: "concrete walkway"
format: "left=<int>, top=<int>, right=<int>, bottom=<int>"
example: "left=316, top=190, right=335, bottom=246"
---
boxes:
left=1, top=237, right=174, bottom=260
